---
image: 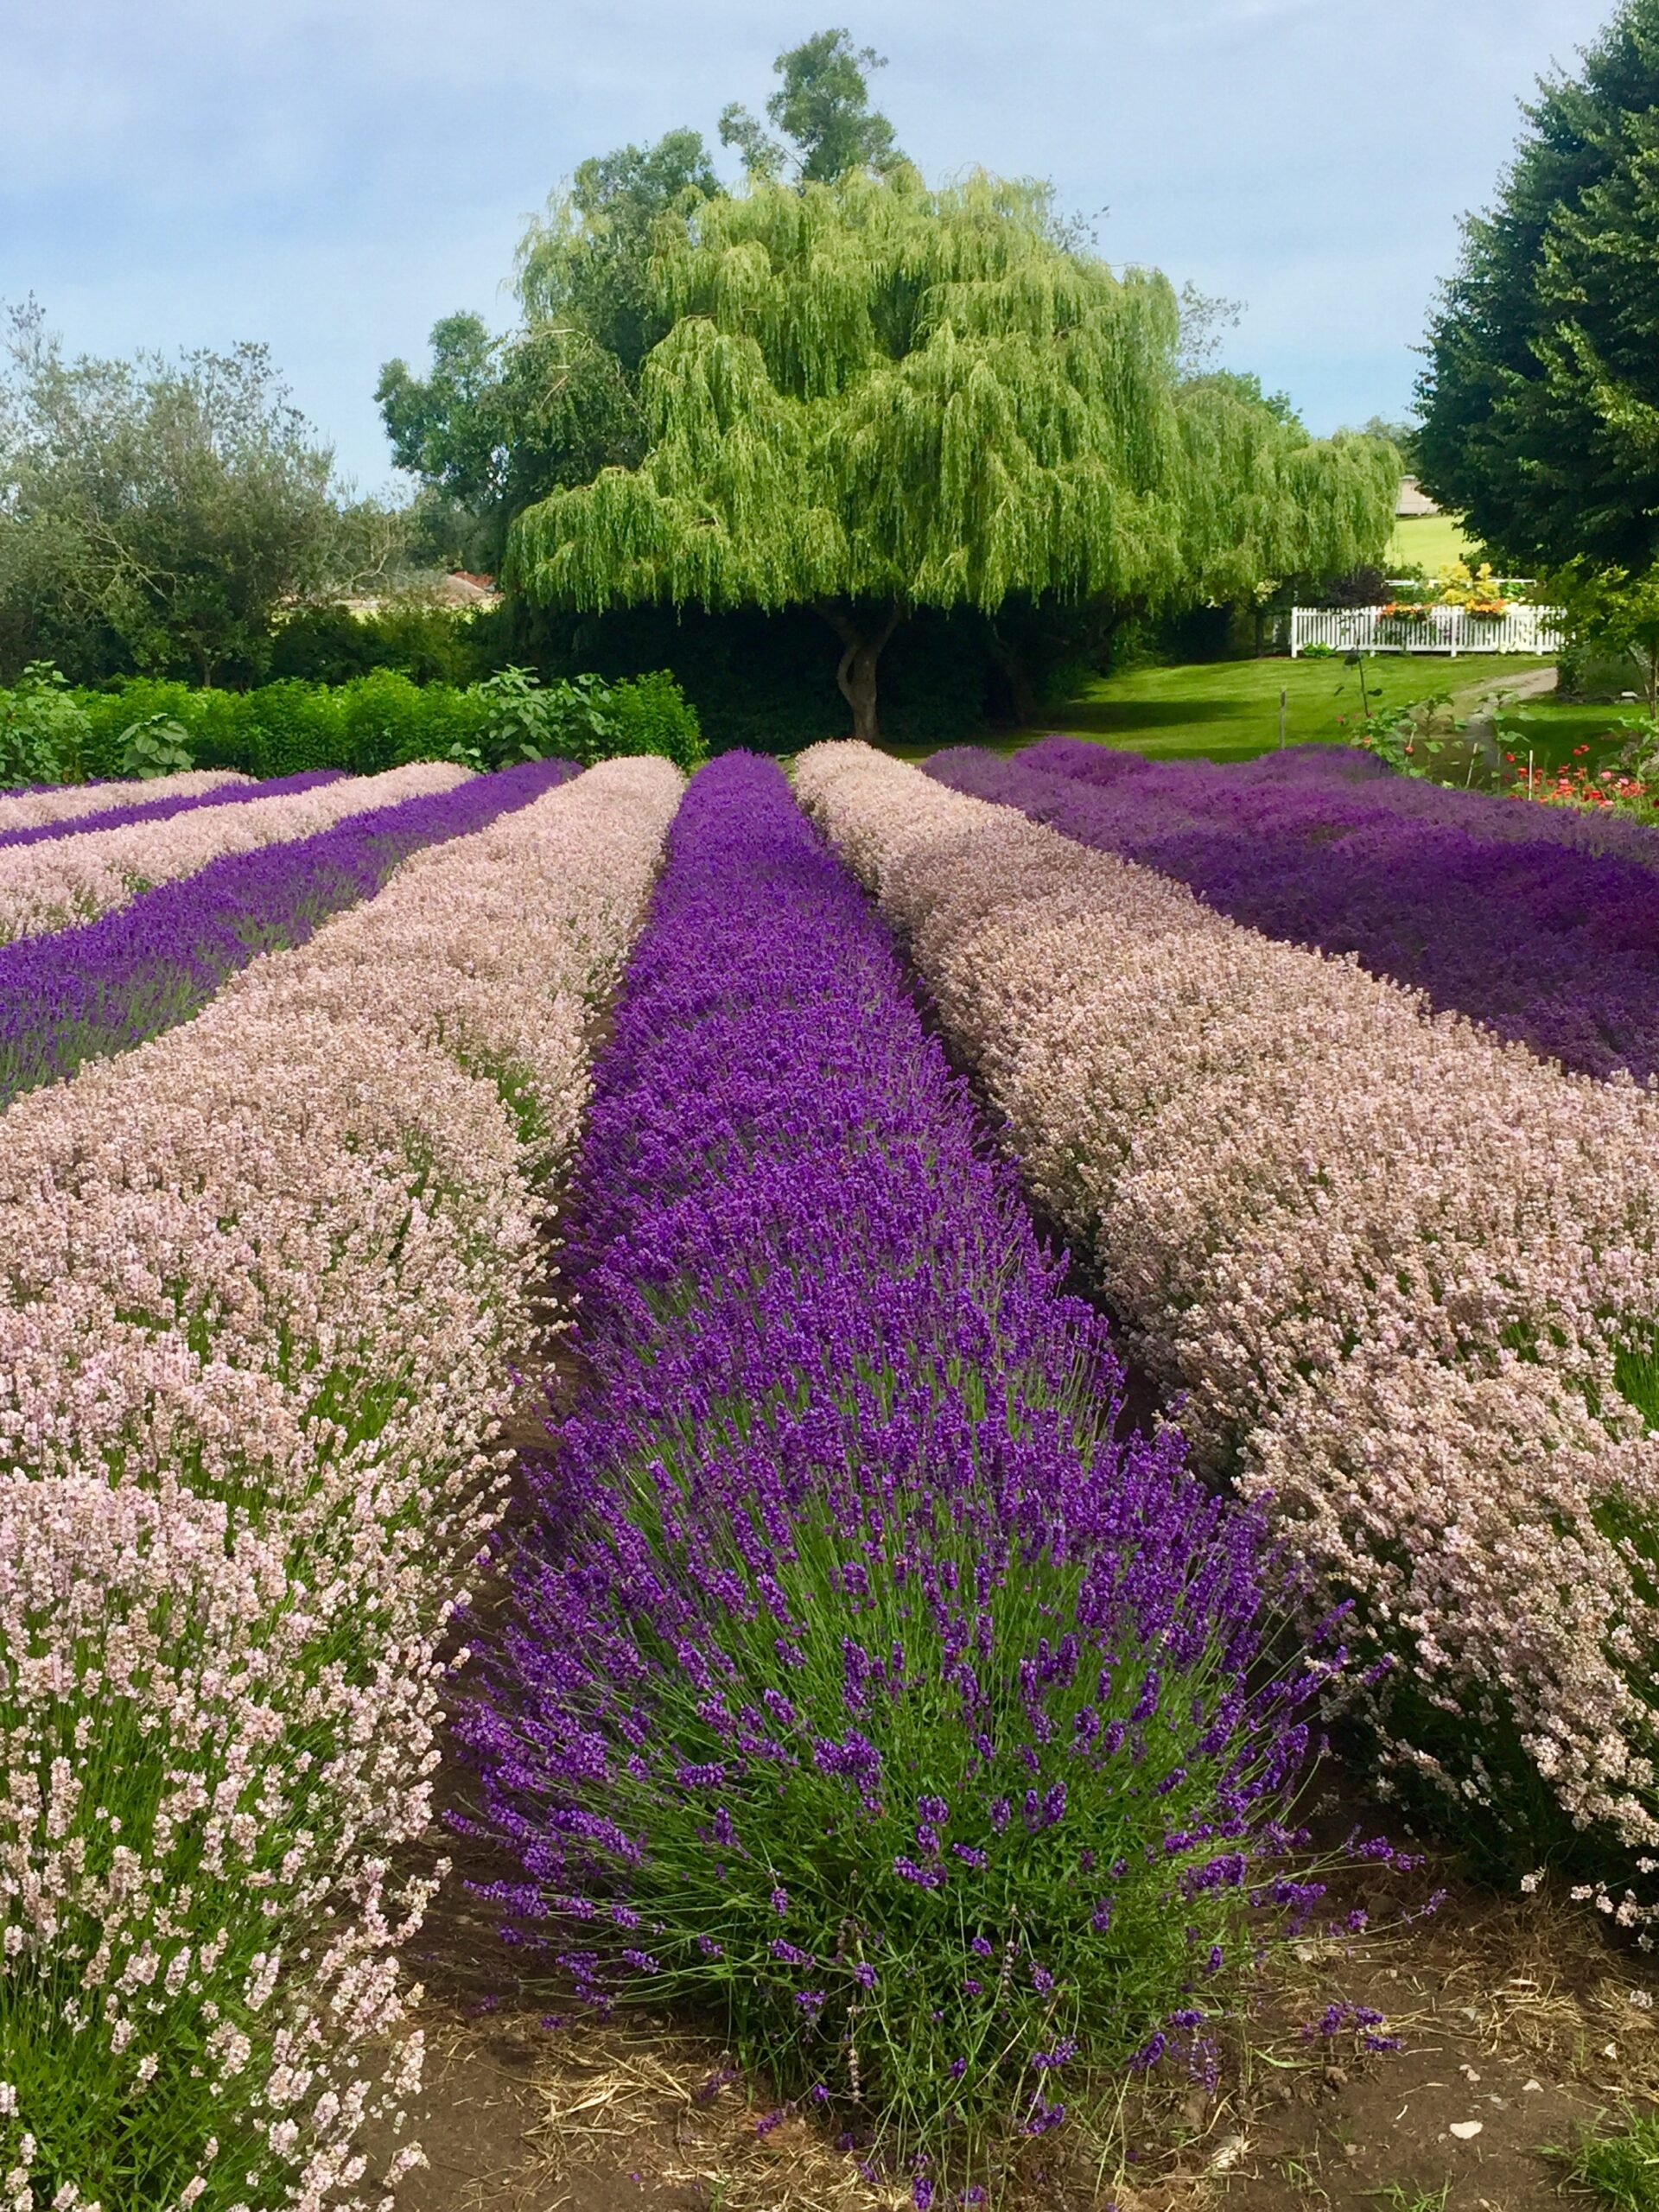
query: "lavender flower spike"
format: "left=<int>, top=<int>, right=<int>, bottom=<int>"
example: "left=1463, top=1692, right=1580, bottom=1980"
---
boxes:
left=465, top=753, right=1328, bottom=2191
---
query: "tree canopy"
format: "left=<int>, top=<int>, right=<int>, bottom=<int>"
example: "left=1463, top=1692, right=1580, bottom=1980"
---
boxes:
left=374, top=29, right=910, bottom=583
left=509, top=168, right=1397, bottom=736
left=718, top=29, right=905, bottom=183
left=376, top=135, right=718, bottom=569
left=0, top=305, right=384, bottom=684
left=379, top=27, right=1396, bottom=736
left=1417, top=0, right=1659, bottom=569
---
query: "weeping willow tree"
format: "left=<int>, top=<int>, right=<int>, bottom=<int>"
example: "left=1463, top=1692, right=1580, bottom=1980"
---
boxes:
left=510, top=168, right=1397, bottom=739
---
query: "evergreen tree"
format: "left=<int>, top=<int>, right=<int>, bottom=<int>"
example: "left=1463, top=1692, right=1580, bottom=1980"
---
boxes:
left=1418, top=0, right=1659, bottom=568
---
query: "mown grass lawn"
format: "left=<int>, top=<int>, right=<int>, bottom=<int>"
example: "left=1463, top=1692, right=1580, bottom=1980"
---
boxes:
left=891, top=654, right=1654, bottom=786
left=1388, top=511, right=1482, bottom=572
left=905, top=653, right=1538, bottom=766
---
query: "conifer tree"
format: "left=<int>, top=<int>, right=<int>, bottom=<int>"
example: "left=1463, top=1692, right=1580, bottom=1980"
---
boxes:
left=1418, top=0, right=1659, bottom=568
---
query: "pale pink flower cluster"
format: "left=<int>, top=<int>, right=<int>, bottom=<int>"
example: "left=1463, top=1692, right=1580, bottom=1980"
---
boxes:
left=0, top=761, right=469, bottom=943
left=797, top=741, right=1659, bottom=1853
left=0, top=769, right=251, bottom=836
left=0, top=757, right=683, bottom=2210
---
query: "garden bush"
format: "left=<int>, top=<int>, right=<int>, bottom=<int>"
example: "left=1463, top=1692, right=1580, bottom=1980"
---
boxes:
left=0, top=664, right=98, bottom=787
left=466, top=753, right=1355, bottom=2201
left=0, top=665, right=703, bottom=783
left=266, top=599, right=493, bottom=687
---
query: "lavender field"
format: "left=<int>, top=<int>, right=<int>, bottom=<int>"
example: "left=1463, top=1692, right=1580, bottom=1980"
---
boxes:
left=6, top=741, right=1659, bottom=2212
left=928, top=739, right=1659, bottom=1082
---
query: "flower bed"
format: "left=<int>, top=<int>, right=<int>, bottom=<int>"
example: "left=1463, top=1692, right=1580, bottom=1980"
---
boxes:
left=796, top=741, right=1659, bottom=1877
left=0, top=757, right=578, bottom=1104
left=0, top=766, right=341, bottom=851
left=0, top=756, right=683, bottom=2211
left=926, top=737, right=1659, bottom=1083
left=1057, top=737, right=1659, bottom=866
left=0, top=759, right=472, bottom=944
left=0, top=766, right=250, bottom=834
left=466, top=753, right=1341, bottom=2199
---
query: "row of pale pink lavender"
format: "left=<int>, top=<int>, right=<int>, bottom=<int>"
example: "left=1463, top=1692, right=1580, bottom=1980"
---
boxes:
left=797, top=741, right=1659, bottom=1867
left=0, top=757, right=683, bottom=2212
left=0, top=761, right=470, bottom=944
left=0, top=768, right=251, bottom=836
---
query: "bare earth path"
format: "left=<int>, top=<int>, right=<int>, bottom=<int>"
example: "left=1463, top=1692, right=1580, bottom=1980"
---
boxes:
left=387, top=1838, right=1658, bottom=2212
left=1452, top=663, right=1560, bottom=766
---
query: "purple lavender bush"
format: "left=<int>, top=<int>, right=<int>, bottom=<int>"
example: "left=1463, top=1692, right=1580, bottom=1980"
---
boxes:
left=0, top=757, right=575, bottom=1103
left=0, top=766, right=342, bottom=850
left=930, top=739, right=1659, bottom=1083
left=1035, top=735, right=1659, bottom=867
left=464, top=753, right=1345, bottom=2196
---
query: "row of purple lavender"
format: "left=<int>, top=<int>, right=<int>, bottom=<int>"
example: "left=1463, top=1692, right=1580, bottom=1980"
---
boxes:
left=927, top=739, right=1659, bottom=1082
left=0, top=757, right=576, bottom=1103
left=464, top=753, right=1334, bottom=2197
left=0, top=766, right=342, bottom=851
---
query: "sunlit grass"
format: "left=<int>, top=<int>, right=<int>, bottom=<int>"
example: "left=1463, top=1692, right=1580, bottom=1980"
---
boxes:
left=893, top=654, right=1541, bottom=766
left=1388, top=511, right=1482, bottom=573
left=1550, top=2111, right=1659, bottom=2209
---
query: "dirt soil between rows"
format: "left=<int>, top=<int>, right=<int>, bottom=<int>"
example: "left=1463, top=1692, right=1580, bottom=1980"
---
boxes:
left=387, top=1826, right=1659, bottom=2212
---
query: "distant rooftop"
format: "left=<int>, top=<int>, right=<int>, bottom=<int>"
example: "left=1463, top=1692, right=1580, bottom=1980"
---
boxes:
left=1395, top=476, right=1441, bottom=518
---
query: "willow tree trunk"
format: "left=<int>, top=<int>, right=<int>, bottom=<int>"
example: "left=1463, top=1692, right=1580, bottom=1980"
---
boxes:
left=818, top=602, right=903, bottom=743
left=988, top=622, right=1039, bottom=727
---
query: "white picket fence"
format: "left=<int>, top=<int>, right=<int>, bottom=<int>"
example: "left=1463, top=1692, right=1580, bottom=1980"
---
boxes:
left=1289, top=602, right=1565, bottom=658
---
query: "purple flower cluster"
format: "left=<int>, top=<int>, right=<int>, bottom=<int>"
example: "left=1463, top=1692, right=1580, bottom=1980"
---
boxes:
left=465, top=752, right=1330, bottom=2182
left=927, top=738, right=1659, bottom=1082
left=0, top=766, right=342, bottom=851
left=0, top=757, right=575, bottom=1103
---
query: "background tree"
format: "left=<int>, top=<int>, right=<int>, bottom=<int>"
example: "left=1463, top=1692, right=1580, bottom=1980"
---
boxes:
left=510, top=169, right=1398, bottom=740
left=0, top=305, right=371, bottom=683
left=378, top=133, right=718, bottom=569
left=718, top=28, right=905, bottom=182
left=1354, top=412, right=1419, bottom=469
left=1550, top=560, right=1659, bottom=712
left=377, top=33, right=908, bottom=570
left=1417, top=0, right=1659, bottom=569
left=522, top=129, right=725, bottom=367
left=377, top=313, right=645, bottom=570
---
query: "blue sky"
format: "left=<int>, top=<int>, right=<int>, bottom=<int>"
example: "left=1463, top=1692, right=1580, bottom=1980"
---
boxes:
left=0, top=0, right=1618, bottom=488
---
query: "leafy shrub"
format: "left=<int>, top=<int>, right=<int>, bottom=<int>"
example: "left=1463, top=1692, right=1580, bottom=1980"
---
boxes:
left=605, top=669, right=704, bottom=770
left=466, top=668, right=704, bottom=773
left=0, top=664, right=94, bottom=789
left=46, top=667, right=702, bottom=779
left=117, top=713, right=194, bottom=779
left=337, top=668, right=476, bottom=773
left=240, top=680, right=348, bottom=777
left=267, top=600, right=489, bottom=687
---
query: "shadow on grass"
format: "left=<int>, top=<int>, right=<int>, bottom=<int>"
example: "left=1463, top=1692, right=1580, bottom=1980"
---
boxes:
left=1055, top=698, right=1236, bottom=733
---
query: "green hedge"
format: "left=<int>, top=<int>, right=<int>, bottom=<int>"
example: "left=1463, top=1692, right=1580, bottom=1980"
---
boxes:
left=0, top=667, right=703, bottom=788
